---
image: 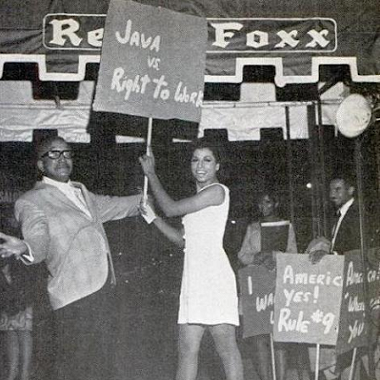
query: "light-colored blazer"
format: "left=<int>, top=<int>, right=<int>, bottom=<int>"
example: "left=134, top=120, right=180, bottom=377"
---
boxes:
left=15, top=181, right=140, bottom=310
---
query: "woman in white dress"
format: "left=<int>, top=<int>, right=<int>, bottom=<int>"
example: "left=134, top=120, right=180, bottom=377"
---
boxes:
left=139, top=138, right=243, bottom=380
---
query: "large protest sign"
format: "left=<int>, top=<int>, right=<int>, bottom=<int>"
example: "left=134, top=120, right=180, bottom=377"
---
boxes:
left=366, top=247, right=380, bottom=337
left=335, top=250, right=367, bottom=354
left=239, top=265, right=276, bottom=338
left=93, top=0, right=207, bottom=122
left=335, top=248, right=380, bottom=354
left=274, top=254, right=344, bottom=345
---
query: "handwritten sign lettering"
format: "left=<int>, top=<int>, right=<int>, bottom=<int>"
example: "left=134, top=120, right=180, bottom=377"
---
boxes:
left=274, top=254, right=344, bottom=345
left=335, top=249, right=380, bottom=354
left=239, top=265, right=276, bottom=338
left=241, top=250, right=380, bottom=349
left=93, top=0, right=207, bottom=122
left=115, top=20, right=161, bottom=52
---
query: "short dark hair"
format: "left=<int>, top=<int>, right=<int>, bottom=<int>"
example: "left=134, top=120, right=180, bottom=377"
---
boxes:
left=257, top=191, right=280, bottom=205
left=35, top=136, right=68, bottom=159
left=190, top=137, right=224, bottom=164
left=330, top=173, right=356, bottom=189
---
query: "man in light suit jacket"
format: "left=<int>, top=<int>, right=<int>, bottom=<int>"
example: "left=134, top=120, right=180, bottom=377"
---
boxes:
left=0, top=136, right=141, bottom=380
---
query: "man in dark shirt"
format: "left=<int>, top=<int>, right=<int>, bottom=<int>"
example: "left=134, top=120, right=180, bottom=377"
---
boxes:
left=329, top=175, right=361, bottom=255
left=307, top=173, right=374, bottom=380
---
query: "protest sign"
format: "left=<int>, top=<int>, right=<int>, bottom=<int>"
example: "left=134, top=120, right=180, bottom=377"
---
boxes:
left=274, top=254, right=344, bottom=345
left=93, top=0, right=207, bottom=122
left=239, top=265, right=276, bottom=338
left=367, top=248, right=380, bottom=336
left=335, top=248, right=380, bottom=354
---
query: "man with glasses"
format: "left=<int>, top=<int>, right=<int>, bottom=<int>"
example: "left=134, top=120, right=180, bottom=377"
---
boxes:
left=0, top=135, right=141, bottom=380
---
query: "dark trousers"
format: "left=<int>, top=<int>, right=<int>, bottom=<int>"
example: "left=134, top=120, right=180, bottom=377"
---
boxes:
left=53, top=280, right=116, bottom=380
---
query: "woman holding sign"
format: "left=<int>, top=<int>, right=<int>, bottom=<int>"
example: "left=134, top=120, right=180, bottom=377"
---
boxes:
left=139, top=138, right=243, bottom=380
left=238, top=191, right=298, bottom=380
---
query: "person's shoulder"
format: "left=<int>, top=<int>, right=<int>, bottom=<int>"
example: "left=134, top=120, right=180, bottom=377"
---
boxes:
left=201, top=183, right=227, bottom=198
left=16, top=182, right=50, bottom=204
left=203, top=182, right=228, bottom=193
left=346, top=200, right=359, bottom=217
left=351, top=199, right=359, bottom=211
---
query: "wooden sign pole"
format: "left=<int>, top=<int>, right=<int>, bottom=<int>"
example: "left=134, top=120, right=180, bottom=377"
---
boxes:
left=354, top=138, right=376, bottom=379
left=143, top=117, right=153, bottom=201
left=314, top=344, right=320, bottom=380
left=348, top=347, right=357, bottom=380
left=270, top=333, right=277, bottom=380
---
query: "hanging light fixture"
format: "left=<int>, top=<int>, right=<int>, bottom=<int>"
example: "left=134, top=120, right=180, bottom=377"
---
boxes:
left=335, top=93, right=373, bottom=138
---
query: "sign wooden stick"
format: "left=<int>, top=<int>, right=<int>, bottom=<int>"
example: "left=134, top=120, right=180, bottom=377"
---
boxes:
left=354, top=139, right=375, bottom=378
left=314, top=344, right=320, bottom=380
left=348, top=347, right=357, bottom=380
left=270, top=333, right=277, bottom=380
left=143, top=117, right=153, bottom=201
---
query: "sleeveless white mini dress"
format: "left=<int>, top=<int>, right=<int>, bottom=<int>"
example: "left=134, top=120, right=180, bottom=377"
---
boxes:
left=178, top=183, right=239, bottom=325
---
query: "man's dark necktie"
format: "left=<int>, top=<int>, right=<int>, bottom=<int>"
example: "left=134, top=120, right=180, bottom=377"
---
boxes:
left=331, top=210, right=342, bottom=244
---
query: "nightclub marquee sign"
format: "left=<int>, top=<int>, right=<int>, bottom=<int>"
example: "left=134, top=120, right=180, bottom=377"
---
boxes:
left=1, top=0, right=380, bottom=85
left=43, top=14, right=106, bottom=51
left=44, top=14, right=337, bottom=54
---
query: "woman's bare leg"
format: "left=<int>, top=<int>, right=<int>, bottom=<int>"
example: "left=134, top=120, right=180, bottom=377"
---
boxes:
left=176, top=324, right=205, bottom=380
left=5, top=330, right=20, bottom=380
left=18, top=330, right=33, bottom=380
left=209, top=324, right=244, bottom=380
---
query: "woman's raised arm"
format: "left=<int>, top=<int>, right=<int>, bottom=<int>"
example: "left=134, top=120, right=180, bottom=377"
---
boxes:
left=139, top=153, right=225, bottom=217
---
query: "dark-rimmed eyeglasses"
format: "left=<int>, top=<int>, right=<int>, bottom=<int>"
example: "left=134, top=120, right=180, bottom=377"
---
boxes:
left=41, top=150, right=74, bottom=160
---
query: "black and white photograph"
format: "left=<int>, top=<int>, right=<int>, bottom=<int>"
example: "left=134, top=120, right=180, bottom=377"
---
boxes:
left=0, top=1, right=379, bottom=380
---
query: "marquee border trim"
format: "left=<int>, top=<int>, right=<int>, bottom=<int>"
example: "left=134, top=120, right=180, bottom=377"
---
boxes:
left=1, top=54, right=380, bottom=87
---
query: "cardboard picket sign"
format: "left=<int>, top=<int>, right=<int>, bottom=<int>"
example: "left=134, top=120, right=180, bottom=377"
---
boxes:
left=309, top=248, right=380, bottom=371
left=239, top=265, right=276, bottom=338
left=240, top=250, right=380, bottom=361
left=274, top=254, right=344, bottom=345
left=93, top=0, right=207, bottom=122
left=335, top=248, right=380, bottom=354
